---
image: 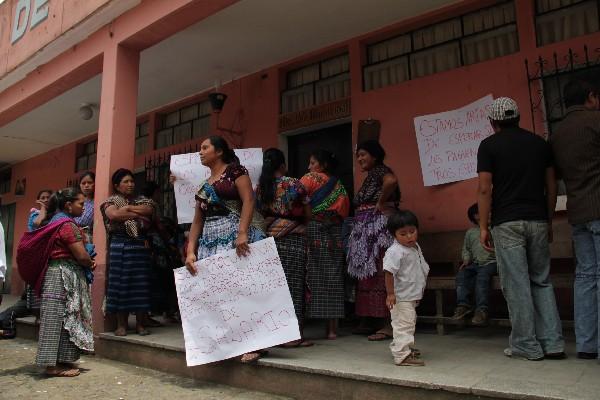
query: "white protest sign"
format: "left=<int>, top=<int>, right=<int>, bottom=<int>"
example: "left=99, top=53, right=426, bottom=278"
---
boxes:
left=170, top=148, right=262, bottom=224
left=174, top=237, right=300, bottom=366
left=414, top=95, right=494, bottom=186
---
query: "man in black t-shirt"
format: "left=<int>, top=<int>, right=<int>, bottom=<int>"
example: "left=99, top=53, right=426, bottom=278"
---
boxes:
left=477, top=97, right=564, bottom=361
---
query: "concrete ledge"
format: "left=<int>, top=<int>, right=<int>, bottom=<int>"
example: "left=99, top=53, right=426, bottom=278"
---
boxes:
left=96, top=333, right=503, bottom=400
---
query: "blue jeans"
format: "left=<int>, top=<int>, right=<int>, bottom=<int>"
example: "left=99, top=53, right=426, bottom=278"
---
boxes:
left=572, top=219, right=600, bottom=355
left=492, top=221, right=564, bottom=358
left=456, top=263, right=497, bottom=311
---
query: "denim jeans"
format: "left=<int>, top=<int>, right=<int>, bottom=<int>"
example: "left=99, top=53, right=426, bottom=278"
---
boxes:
left=572, top=219, right=600, bottom=355
left=492, top=221, right=564, bottom=358
left=456, top=263, right=497, bottom=311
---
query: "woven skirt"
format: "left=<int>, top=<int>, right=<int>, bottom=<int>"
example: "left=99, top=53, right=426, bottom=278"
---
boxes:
left=197, top=214, right=265, bottom=261
left=106, top=235, right=151, bottom=313
left=305, top=220, right=345, bottom=319
left=36, top=261, right=93, bottom=367
left=275, top=233, right=307, bottom=322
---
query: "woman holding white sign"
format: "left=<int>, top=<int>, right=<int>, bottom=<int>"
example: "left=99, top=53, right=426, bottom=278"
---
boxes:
left=300, top=150, right=350, bottom=340
left=257, top=148, right=313, bottom=348
left=185, top=135, right=267, bottom=363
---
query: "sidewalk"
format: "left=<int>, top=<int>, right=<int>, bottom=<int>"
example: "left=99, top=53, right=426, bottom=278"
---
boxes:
left=97, top=320, right=600, bottom=400
left=0, top=337, right=290, bottom=400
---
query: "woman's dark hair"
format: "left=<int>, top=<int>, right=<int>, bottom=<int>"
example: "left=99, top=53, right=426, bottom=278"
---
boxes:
left=258, top=148, right=286, bottom=206
left=564, top=79, right=596, bottom=108
left=79, top=171, right=95, bottom=184
left=37, top=189, right=53, bottom=200
left=467, top=203, right=479, bottom=225
left=44, top=187, right=83, bottom=223
left=207, top=135, right=239, bottom=164
left=111, top=168, right=134, bottom=191
left=310, top=149, right=338, bottom=174
left=356, top=140, right=385, bottom=164
left=386, top=210, right=419, bottom=235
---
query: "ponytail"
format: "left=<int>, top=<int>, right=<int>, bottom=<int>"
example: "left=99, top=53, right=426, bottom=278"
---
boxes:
left=310, top=149, right=338, bottom=174
left=207, top=135, right=239, bottom=164
left=258, top=148, right=286, bottom=207
left=43, top=187, right=83, bottom=225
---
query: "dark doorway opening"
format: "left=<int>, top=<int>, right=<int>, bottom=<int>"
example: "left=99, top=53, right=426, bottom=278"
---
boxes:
left=287, top=123, right=354, bottom=201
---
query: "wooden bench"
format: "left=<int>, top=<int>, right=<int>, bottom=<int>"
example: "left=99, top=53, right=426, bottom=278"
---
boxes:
left=418, top=273, right=574, bottom=335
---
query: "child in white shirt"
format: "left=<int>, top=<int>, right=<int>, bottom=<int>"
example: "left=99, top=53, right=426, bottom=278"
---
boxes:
left=383, top=210, right=429, bottom=366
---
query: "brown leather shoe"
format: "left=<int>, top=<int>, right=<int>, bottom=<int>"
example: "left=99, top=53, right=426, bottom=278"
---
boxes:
left=471, top=309, right=488, bottom=326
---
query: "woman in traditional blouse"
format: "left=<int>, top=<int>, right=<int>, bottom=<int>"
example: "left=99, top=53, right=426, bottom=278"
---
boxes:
left=74, top=171, right=95, bottom=242
left=185, top=135, right=266, bottom=363
left=257, top=148, right=312, bottom=347
left=20, top=188, right=95, bottom=377
left=347, top=140, right=400, bottom=341
left=100, top=169, right=156, bottom=336
left=300, top=149, right=350, bottom=340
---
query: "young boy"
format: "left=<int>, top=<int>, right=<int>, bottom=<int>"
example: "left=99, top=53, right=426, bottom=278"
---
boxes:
left=383, top=210, right=429, bottom=367
left=452, top=203, right=497, bottom=325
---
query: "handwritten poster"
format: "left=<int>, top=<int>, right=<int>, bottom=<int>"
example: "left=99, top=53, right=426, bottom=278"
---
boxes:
left=170, top=149, right=262, bottom=223
left=174, top=237, right=300, bottom=366
left=414, top=95, right=494, bottom=186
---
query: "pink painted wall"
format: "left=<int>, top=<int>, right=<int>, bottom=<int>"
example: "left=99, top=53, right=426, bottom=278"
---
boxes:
left=0, top=0, right=112, bottom=75
left=5, top=0, right=599, bottom=293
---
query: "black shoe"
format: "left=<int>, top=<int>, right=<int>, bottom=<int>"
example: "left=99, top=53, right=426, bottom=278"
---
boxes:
left=577, top=352, right=598, bottom=359
left=545, top=352, right=567, bottom=360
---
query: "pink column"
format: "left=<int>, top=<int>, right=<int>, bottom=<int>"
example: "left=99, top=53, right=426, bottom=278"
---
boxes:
left=92, top=44, right=140, bottom=334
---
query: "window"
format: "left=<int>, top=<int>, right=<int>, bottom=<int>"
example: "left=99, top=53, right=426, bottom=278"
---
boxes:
left=535, top=0, right=599, bottom=46
left=76, top=140, right=97, bottom=172
left=135, top=122, right=149, bottom=155
left=364, top=1, right=518, bottom=91
left=0, top=169, right=11, bottom=194
left=281, top=53, right=350, bottom=114
left=155, top=101, right=211, bottom=149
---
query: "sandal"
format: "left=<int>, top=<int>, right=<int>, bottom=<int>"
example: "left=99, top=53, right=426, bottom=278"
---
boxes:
left=367, top=331, right=392, bottom=341
left=240, top=350, right=269, bottom=364
left=114, top=328, right=127, bottom=337
left=279, top=340, right=314, bottom=348
left=46, top=367, right=80, bottom=377
left=136, top=328, right=150, bottom=336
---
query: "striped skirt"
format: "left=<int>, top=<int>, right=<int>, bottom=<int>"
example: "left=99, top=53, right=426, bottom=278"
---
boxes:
left=106, top=235, right=151, bottom=313
left=36, top=260, right=93, bottom=367
left=305, top=220, right=345, bottom=319
left=275, top=233, right=307, bottom=322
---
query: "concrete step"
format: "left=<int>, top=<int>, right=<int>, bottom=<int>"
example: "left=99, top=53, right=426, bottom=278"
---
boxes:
left=96, top=330, right=497, bottom=400
left=93, top=323, right=593, bottom=400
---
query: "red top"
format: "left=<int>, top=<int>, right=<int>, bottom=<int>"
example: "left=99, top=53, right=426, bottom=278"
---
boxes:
left=49, top=222, right=84, bottom=260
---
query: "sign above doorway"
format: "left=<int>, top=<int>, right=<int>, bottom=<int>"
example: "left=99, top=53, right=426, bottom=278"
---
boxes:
left=279, top=98, right=350, bottom=132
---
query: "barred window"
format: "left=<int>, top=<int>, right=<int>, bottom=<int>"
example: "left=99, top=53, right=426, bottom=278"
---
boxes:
left=536, top=0, right=599, bottom=46
left=281, top=53, right=350, bottom=114
left=364, top=1, right=519, bottom=91
left=76, top=140, right=97, bottom=172
left=156, top=100, right=211, bottom=149
left=135, top=121, right=149, bottom=155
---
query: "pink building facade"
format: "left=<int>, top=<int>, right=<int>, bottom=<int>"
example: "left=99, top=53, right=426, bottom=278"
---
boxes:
left=0, top=0, right=596, bottom=331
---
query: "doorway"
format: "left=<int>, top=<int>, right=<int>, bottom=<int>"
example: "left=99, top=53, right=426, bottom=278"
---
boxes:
left=287, top=122, right=354, bottom=200
left=0, top=203, right=16, bottom=293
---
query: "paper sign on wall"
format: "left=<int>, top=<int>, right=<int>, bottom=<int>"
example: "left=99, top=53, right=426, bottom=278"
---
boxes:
left=414, top=95, right=494, bottom=186
left=174, top=237, right=300, bottom=366
left=170, top=149, right=262, bottom=224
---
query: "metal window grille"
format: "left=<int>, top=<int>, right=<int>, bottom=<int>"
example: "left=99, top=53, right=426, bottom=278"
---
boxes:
left=363, top=1, right=519, bottom=91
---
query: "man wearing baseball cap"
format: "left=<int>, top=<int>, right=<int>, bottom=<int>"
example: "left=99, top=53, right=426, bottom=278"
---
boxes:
left=477, top=97, right=564, bottom=361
